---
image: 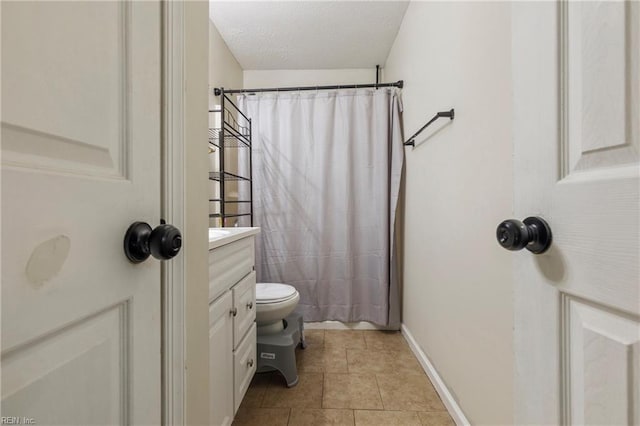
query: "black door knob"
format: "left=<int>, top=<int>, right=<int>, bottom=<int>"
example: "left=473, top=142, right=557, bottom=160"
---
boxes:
left=496, top=216, right=552, bottom=254
left=124, top=221, right=182, bottom=263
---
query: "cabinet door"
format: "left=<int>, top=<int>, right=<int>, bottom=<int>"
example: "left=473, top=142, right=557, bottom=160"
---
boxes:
left=233, top=271, right=257, bottom=348
left=209, top=291, right=234, bottom=426
left=234, top=323, right=257, bottom=414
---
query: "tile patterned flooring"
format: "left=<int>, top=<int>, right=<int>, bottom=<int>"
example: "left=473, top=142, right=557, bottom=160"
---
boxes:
left=232, top=330, right=455, bottom=426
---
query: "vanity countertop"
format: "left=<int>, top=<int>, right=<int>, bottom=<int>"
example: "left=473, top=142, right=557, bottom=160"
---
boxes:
left=209, top=227, right=260, bottom=250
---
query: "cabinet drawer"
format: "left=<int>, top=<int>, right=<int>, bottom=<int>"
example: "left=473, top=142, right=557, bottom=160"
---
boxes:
left=233, top=271, right=256, bottom=348
left=233, top=323, right=257, bottom=414
left=209, top=237, right=255, bottom=302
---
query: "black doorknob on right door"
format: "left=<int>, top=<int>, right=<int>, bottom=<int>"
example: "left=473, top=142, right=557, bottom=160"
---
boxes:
left=496, top=216, right=552, bottom=254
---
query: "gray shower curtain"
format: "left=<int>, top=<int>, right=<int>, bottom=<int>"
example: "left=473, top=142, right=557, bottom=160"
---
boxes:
left=238, top=88, right=403, bottom=327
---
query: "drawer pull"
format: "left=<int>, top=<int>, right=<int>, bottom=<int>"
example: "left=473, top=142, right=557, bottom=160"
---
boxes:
left=247, top=359, right=254, bottom=368
left=230, top=307, right=238, bottom=317
left=246, top=302, right=253, bottom=310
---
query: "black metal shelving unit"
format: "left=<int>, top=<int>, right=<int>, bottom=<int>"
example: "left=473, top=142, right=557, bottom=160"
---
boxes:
left=209, top=90, right=253, bottom=226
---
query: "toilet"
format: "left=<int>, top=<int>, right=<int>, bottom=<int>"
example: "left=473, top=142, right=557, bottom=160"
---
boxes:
left=256, top=283, right=300, bottom=335
left=255, top=282, right=305, bottom=387
left=255, top=283, right=300, bottom=334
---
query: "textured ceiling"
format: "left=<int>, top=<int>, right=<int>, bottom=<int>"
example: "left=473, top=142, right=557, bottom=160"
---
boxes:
left=209, top=1, right=409, bottom=70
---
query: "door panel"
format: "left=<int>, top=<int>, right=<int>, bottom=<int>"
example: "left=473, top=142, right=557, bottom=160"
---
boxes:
left=513, top=1, right=639, bottom=424
left=565, top=0, right=638, bottom=172
left=563, top=296, right=640, bottom=425
left=2, top=304, right=128, bottom=424
left=2, top=1, right=131, bottom=178
left=1, top=1, right=162, bottom=423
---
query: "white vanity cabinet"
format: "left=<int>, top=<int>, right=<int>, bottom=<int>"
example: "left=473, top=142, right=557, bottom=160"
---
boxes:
left=208, top=228, right=259, bottom=426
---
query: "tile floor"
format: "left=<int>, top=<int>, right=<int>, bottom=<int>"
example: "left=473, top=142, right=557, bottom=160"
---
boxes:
left=232, top=329, right=455, bottom=426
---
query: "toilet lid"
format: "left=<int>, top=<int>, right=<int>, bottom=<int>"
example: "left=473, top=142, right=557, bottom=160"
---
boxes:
left=256, top=283, right=298, bottom=304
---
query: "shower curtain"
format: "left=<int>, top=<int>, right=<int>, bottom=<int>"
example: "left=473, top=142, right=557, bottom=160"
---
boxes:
left=238, top=88, right=403, bottom=327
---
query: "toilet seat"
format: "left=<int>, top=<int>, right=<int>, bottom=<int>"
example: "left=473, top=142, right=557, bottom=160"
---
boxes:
left=256, top=283, right=298, bottom=304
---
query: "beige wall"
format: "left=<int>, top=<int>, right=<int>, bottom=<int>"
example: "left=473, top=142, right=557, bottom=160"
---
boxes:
left=185, top=1, right=210, bottom=425
left=243, top=68, right=377, bottom=88
left=384, top=2, right=514, bottom=424
left=208, top=20, right=244, bottom=226
left=209, top=20, right=243, bottom=93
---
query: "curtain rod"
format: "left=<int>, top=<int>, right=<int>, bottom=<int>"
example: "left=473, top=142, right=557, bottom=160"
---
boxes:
left=214, top=80, right=403, bottom=96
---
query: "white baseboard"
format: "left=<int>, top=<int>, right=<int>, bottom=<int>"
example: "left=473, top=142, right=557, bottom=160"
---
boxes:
left=401, top=324, right=470, bottom=426
left=304, top=321, right=382, bottom=330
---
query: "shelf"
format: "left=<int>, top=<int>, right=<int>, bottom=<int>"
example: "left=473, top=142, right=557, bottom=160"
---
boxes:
left=209, top=199, right=252, bottom=203
left=209, top=213, right=252, bottom=218
left=223, top=122, right=251, bottom=145
left=209, top=171, right=251, bottom=182
left=208, top=128, right=251, bottom=149
left=210, top=92, right=253, bottom=226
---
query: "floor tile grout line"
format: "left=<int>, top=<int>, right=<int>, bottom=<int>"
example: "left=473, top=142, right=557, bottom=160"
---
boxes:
left=257, top=387, right=266, bottom=409
left=259, top=373, right=269, bottom=408
left=345, top=347, right=352, bottom=374
left=259, top=372, right=274, bottom=408
left=320, top=372, right=325, bottom=409
left=373, top=373, right=386, bottom=410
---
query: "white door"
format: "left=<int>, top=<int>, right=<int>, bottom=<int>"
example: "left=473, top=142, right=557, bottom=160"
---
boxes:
left=511, top=1, right=639, bottom=424
left=1, top=1, right=163, bottom=424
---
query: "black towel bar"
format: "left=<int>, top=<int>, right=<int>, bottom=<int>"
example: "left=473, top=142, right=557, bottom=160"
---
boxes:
left=404, top=108, right=455, bottom=147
